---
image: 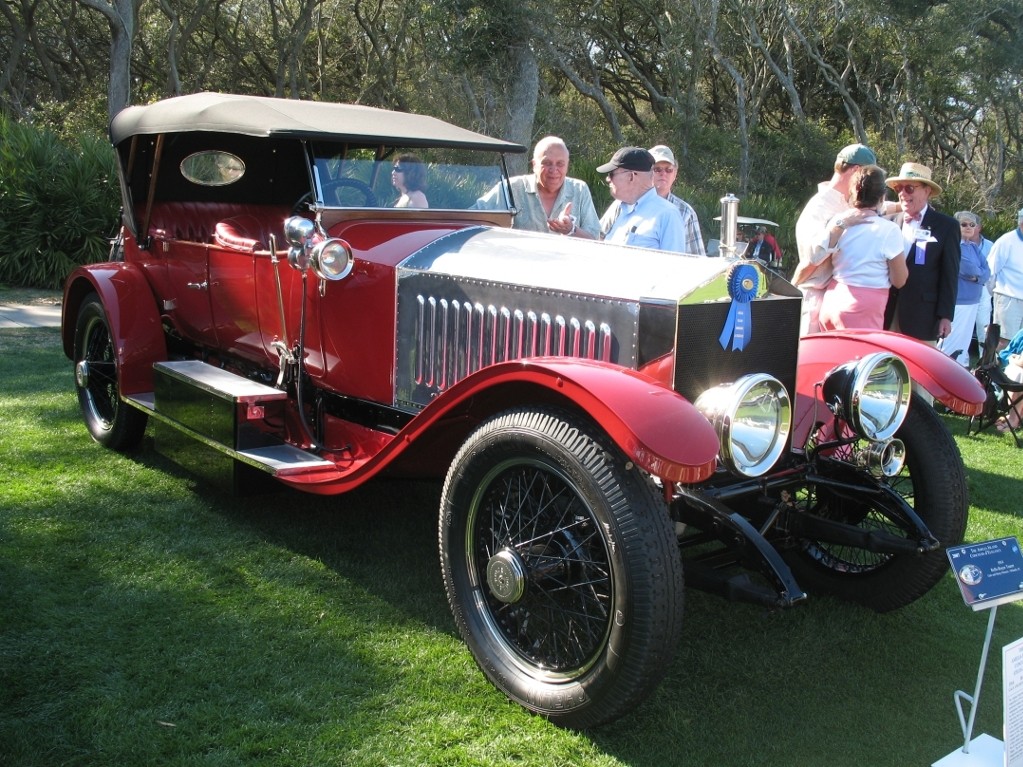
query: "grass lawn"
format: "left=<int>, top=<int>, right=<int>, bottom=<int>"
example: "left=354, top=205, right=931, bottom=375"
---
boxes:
left=1, top=327, right=1021, bottom=766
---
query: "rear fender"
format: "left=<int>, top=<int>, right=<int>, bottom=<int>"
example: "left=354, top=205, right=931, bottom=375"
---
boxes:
left=794, top=330, right=985, bottom=444
left=62, top=264, right=166, bottom=396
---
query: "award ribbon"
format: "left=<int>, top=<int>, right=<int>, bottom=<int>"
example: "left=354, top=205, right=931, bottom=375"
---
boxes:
left=718, top=263, right=758, bottom=351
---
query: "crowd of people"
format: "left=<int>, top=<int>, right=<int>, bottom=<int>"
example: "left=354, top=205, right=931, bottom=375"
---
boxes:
left=394, top=137, right=1023, bottom=430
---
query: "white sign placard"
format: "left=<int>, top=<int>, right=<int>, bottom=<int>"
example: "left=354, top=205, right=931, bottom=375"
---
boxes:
left=1006, top=636, right=1023, bottom=767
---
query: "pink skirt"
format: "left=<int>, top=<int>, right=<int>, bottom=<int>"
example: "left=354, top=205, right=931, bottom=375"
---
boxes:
left=818, top=282, right=889, bottom=330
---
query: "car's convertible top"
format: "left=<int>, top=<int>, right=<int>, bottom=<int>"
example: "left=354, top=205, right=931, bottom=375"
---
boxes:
left=110, top=92, right=527, bottom=153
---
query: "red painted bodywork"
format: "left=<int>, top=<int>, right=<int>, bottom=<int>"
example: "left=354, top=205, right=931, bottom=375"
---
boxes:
left=63, top=206, right=983, bottom=499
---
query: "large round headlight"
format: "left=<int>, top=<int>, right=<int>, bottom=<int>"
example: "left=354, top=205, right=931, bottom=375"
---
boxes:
left=310, top=238, right=354, bottom=281
left=694, top=374, right=791, bottom=477
left=821, top=352, right=911, bottom=441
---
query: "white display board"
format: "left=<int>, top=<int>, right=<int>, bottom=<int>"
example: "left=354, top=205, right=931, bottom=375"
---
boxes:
left=1006, top=636, right=1023, bottom=767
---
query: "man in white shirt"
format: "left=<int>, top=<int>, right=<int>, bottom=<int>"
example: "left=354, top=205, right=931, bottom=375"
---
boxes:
left=598, top=147, right=687, bottom=252
left=987, top=207, right=1023, bottom=346
left=791, top=143, right=878, bottom=334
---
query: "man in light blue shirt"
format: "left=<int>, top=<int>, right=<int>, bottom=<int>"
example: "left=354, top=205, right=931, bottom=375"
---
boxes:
left=597, top=147, right=687, bottom=253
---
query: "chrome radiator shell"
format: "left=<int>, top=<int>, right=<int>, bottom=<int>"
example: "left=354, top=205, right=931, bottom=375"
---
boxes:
left=393, top=226, right=774, bottom=410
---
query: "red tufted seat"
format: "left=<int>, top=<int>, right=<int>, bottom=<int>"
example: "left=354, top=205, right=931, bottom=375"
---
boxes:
left=145, top=203, right=288, bottom=251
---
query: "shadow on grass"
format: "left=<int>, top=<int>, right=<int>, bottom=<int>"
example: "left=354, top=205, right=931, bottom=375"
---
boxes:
left=5, top=328, right=1021, bottom=767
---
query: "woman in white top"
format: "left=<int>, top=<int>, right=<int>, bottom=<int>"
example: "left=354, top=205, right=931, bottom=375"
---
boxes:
left=810, top=165, right=908, bottom=330
left=391, top=153, right=429, bottom=208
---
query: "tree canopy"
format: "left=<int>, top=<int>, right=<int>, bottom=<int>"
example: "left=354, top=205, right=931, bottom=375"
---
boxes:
left=2, top=0, right=1021, bottom=209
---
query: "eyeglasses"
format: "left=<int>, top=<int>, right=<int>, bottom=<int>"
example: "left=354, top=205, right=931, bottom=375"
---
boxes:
left=605, top=170, right=634, bottom=184
left=652, top=167, right=675, bottom=175
left=960, top=222, right=977, bottom=228
left=392, top=166, right=404, bottom=173
left=893, top=184, right=918, bottom=194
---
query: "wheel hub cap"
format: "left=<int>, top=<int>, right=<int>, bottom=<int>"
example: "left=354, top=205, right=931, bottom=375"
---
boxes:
left=75, top=360, right=89, bottom=388
left=486, top=548, right=527, bottom=604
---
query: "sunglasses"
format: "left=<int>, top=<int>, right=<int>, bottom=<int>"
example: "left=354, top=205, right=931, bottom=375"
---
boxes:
left=960, top=222, right=977, bottom=228
left=605, top=170, right=634, bottom=184
left=892, top=184, right=919, bottom=194
left=392, top=166, right=404, bottom=172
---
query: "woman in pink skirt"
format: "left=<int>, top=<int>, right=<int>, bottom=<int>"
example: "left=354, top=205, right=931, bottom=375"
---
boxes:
left=809, top=165, right=908, bottom=330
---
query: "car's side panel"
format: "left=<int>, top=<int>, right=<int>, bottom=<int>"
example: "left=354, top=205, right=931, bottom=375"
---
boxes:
left=62, top=264, right=167, bottom=396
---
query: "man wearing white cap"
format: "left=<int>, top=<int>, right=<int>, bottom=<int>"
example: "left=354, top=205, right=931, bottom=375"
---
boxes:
left=648, top=145, right=706, bottom=255
left=791, top=143, right=878, bottom=334
left=986, top=207, right=1023, bottom=347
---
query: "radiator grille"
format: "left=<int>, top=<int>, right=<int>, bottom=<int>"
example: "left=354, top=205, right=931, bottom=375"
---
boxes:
left=395, top=273, right=639, bottom=409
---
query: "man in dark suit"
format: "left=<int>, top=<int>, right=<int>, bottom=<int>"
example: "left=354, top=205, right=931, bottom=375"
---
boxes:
left=884, top=162, right=961, bottom=343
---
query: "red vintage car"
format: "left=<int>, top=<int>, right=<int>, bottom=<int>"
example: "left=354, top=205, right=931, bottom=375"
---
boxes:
left=63, top=92, right=985, bottom=728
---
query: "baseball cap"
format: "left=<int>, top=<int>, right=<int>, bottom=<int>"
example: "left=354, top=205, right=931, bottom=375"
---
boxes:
left=836, top=143, right=877, bottom=167
left=596, top=147, right=654, bottom=174
left=648, top=145, right=676, bottom=166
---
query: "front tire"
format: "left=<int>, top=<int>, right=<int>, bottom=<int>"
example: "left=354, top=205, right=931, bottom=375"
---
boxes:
left=439, top=407, right=684, bottom=728
left=786, top=393, right=967, bottom=611
left=73, top=294, right=148, bottom=451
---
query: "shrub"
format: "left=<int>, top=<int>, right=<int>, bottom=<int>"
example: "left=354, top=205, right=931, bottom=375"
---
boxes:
left=0, top=115, right=119, bottom=289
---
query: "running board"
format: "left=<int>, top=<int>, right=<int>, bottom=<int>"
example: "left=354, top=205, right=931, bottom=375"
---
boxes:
left=124, top=360, right=333, bottom=491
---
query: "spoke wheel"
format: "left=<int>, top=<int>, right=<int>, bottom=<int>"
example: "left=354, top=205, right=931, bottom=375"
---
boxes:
left=73, top=294, right=147, bottom=451
left=440, top=407, right=683, bottom=728
left=786, top=393, right=967, bottom=611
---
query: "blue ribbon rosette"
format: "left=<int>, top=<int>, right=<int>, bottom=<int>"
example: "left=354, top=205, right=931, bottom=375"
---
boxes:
left=718, top=263, right=758, bottom=351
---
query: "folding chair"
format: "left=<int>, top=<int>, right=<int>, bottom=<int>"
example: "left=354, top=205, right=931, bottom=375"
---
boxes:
left=967, top=323, right=1023, bottom=447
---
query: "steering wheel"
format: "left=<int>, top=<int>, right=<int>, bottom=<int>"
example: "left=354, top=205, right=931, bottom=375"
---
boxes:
left=291, top=191, right=314, bottom=216
left=321, top=178, right=378, bottom=208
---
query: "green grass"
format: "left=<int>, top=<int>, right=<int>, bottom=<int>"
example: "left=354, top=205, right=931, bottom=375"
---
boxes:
left=2, top=328, right=1021, bottom=766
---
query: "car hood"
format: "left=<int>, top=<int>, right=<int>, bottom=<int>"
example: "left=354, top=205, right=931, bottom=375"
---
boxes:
left=397, top=226, right=733, bottom=305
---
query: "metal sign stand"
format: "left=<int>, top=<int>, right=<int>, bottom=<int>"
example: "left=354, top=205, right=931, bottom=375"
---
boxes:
left=933, top=536, right=1023, bottom=766
left=932, top=605, right=1005, bottom=766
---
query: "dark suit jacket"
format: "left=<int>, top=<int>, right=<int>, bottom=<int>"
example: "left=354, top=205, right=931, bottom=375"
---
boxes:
left=885, top=207, right=961, bottom=341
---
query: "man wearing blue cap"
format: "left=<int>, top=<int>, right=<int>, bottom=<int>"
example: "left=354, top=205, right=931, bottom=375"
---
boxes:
left=597, top=147, right=687, bottom=253
left=792, top=143, right=878, bottom=334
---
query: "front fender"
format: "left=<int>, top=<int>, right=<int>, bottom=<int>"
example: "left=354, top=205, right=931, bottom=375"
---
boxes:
left=62, top=263, right=166, bottom=396
left=290, top=358, right=721, bottom=494
left=793, top=330, right=985, bottom=444
left=479, top=359, right=721, bottom=483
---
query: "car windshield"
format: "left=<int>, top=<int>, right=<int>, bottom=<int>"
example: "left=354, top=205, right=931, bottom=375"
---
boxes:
left=310, top=143, right=511, bottom=211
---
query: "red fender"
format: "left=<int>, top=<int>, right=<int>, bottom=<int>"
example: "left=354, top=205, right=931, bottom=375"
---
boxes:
left=62, top=264, right=166, bottom=396
left=284, top=359, right=721, bottom=494
left=794, top=330, right=985, bottom=444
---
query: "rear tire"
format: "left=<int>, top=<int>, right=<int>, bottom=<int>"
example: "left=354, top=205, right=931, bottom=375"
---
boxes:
left=73, top=294, right=148, bottom=451
left=439, top=407, right=684, bottom=728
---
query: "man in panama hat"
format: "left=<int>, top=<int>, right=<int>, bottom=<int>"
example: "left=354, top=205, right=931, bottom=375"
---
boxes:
left=884, top=162, right=961, bottom=344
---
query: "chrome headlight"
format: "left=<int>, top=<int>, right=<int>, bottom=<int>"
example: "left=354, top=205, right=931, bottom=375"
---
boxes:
left=821, top=352, right=911, bottom=441
left=284, top=216, right=316, bottom=271
left=694, top=374, right=791, bottom=477
left=311, top=239, right=354, bottom=281
left=284, top=216, right=315, bottom=245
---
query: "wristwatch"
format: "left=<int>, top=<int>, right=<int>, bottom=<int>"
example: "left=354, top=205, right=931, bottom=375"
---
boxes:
left=835, top=219, right=847, bottom=229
